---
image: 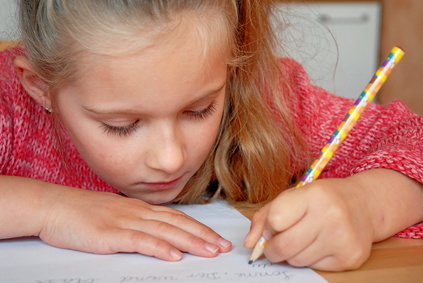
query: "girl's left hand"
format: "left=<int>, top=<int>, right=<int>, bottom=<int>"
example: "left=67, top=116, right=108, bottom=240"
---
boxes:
left=244, top=177, right=375, bottom=271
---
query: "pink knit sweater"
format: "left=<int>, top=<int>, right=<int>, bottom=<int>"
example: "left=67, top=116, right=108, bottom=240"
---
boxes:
left=1, top=48, right=422, bottom=238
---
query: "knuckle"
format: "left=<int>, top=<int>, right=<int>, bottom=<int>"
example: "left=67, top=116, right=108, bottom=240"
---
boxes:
left=172, top=212, right=196, bottom=226
left=129, top=231, right=173, bottom=259
left=251, top=211, right=263, bottom=223
left=252, top=205, right=268, bottom=221
left=266, top=213, right=283, bottom=230
left=155, top=221, right=174, bottom=234
left=197, top=228, right=217, bottom=242
left=336, top=245, right=369, bottom=270
left=151, top=239, right=171, bottom=257
left=186, top=234, right=204, bottom=249
left=325, top=205, right=349, bottom=231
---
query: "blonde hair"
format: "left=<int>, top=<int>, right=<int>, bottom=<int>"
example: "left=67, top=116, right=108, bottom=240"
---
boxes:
left=19, top=0, right=309, bottom=207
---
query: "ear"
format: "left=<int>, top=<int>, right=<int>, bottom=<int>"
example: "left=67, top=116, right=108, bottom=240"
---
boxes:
left=14, top=56, right=52, bottom=109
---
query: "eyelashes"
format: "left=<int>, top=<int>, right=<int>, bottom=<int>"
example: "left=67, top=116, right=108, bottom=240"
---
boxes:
left=101, top=120, right=140, bottom=137
left=101, top=101, right=218, bottom=137
left=184, top=101, right=217, bottom=120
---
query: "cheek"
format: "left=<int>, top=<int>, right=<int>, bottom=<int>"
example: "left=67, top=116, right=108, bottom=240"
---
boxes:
left=74, top=137, right=141, bottom=184
left=55, top=97, right=123, bottom=176
left=59, top=113, right=136, bottom=176
left=190, top=115, right=223, bottom=161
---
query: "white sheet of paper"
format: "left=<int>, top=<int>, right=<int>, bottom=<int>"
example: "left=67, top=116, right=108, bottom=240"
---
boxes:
left=0, top=200, right=328, bottom=283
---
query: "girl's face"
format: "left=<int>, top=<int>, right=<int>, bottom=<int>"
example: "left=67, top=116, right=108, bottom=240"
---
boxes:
left=55, top=29, right=227, bottom=204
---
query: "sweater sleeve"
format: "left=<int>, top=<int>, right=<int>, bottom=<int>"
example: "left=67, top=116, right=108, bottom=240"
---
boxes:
left=278, top=58, right=423, bottom=239
left=0, top=50, right=17, bottom=173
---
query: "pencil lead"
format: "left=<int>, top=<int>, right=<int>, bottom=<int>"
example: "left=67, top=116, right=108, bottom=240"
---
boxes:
left=248, top=260, right=253, bottom=264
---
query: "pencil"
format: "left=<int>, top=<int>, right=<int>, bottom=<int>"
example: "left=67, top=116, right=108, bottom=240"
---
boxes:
left=248, top=46, right=405, bottom=264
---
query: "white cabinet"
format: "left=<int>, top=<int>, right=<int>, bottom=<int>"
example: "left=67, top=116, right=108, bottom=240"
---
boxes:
left=273, top=2, right=381, bottom=99
left=0, top=0, right=19, bottom=40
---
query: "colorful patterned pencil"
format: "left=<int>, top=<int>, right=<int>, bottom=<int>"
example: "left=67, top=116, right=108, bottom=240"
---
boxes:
left=295, top=46, right=404, bottom=187
left=249, top=46, right=405, bottom=264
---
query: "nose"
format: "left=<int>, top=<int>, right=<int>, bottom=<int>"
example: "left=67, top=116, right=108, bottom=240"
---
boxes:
left=144, top=122, right=187, bottom=174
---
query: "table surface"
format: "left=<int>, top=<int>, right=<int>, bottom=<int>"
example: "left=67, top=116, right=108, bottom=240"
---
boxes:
left=237, top=206, right=423, bottom=283
left=317, top=237, right=423, bottom=283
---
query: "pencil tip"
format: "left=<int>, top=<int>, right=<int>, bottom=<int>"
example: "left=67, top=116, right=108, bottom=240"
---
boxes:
left=248, top=260, right=253, bottom=264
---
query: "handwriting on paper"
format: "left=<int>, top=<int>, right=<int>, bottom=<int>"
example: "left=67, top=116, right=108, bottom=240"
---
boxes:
left=35, top=263, right=295, bottom=283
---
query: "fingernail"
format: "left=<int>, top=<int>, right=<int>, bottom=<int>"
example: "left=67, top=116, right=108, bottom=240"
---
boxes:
left=263, top=229, right=273, bottom=240
left=218, top=238, right=232, bottom=248
left=205, top=243, right=219, bottom=254
left=170, top=249, right=183, bottom=261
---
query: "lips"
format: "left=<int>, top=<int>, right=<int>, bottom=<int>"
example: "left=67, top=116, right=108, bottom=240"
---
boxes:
left=140, top=175, right=184, bottom=191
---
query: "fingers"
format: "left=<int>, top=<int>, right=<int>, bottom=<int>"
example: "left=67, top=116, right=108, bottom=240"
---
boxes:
left=244, top=188, right=306, bottom=251
left=128, top=216, right=231, bottom=257
left=259, top=186, right=332, bottom=267
left=245, top=188, right=308, bottom=248
left=264, top=212, right=319, bottom=263
left=67, top=209, right=231, bottom=261
left=265, top=187, right=308, bottom=234
left=280, top=233, right=370, bottom=271
left=104, top=196, right=233, bottom=255
left=129, top=208, right=232, bottom=254
left=89, top=228, right=184, bottom=261
left=244, top=204, right=269, bottom=248
left=252, top=182, right=373, bottom=271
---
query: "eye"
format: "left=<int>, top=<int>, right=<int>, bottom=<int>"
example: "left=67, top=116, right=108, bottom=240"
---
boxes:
left=100, top=120, right=140, bottom=137
left=185, top=101, right=217, bottom=120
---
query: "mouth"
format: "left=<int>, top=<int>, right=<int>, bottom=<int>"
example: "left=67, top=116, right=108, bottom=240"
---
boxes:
left=139, top=175, right=184, bottom=191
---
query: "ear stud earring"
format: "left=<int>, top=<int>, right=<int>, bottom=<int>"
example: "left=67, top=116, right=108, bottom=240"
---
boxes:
left=45, top=107, right=52, bottom=114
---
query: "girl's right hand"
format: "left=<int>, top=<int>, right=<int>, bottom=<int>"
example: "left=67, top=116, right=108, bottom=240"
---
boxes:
left=37, top=185, right=232, bottom=261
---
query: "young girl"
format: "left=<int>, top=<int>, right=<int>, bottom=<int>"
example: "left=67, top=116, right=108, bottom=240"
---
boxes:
left=1, top=0, right=422, bottom=272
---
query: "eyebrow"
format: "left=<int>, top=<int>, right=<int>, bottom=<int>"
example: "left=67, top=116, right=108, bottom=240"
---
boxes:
left=83, top=82, right=226, bottom=116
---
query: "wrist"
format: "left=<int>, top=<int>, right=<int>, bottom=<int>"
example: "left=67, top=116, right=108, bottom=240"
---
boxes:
left=0, top=176, right=62, bottom=238
left=347, top=169, right=423, bottom=242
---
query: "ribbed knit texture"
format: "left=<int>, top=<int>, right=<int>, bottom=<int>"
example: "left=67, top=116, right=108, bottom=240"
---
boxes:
left=1, top=48, right=422, bottom=238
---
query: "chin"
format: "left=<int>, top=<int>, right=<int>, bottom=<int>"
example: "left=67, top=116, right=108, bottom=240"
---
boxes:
left=128, top=191, right=181, bottom=205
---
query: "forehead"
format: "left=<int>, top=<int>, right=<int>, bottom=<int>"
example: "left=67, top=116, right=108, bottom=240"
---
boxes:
left=78, top=14, right=230, bottom=75
left=79, top=6, right=234, bottom=62
left=68, top=12, right=233, bottom=90
left=64, top=18, right=229, bottom=115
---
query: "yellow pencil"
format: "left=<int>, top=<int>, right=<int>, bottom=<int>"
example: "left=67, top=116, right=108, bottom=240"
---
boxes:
left=249, top=46, right=405, bottom=264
